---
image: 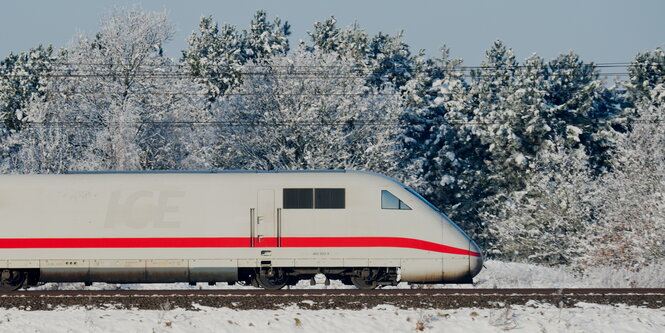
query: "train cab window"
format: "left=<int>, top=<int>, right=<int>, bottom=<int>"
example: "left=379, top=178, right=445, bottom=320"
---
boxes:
left=283, top=188, right=314, bottom=209
left=381, top=190, right=411, bottom=210
left=315, top=188, right=345, bottom=209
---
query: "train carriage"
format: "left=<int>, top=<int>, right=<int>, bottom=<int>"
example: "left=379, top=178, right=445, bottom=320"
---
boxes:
left=0, top=170, right=482, bottom=290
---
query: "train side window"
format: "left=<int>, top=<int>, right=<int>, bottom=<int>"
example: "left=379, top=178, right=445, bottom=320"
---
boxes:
left=381, top=190, right=411, bottom=210
left=283, top=189, right=314, bottom=209
left=315, top=188, right=345, bottom=209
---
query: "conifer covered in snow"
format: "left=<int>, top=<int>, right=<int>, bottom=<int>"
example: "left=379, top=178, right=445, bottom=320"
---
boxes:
left=625, top=48, right=665, bottom=105
left=182, top=16, right=244, bottom=101
left=398, top=47, right=479, bottom=228
left=0, top=45, right=55, bottom=131
left=183, top=11, right=290, bottom=102
left=308, top=18, right=415, bottom=90
left=243, top=10, right=291, bottom=61
left=546, top=52, right=620, bottom=171
left=468, top=42, right=546, bottom=195
left=308, top=17, right=368, bottom=57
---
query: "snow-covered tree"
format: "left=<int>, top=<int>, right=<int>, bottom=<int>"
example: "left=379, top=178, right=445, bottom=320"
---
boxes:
left=397, top=47, right=476, bottom=220
left=308, top=17, right=369, bottom=60
left=365, top=31, right=416, bottom=89
left=546, top=52, right=620, bottom=171
left=3, top=7, right=209, bottom=173
left=625, top=48, right=665, bottom=106
left=182, top=11, right=290, bottom=101
left=486, top=146, right=594, bottom=266
left=308, top=18, right=415, bottom=90
left=469, top=44, right=552, bottom=195
left=182, top=16, right=244, bottom=101
left=466, top=47, right=553, bottom=247
left=587, top=82, right=665, bottom=269
left=208, top=47, right=405, bottom=174
left=243, top=10, right=291, bottom=61
left=0, top=45, right=55, bottom=131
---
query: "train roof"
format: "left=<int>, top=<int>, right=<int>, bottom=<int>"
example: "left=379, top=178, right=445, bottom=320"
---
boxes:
left=65, top=170, right=349, bottom=174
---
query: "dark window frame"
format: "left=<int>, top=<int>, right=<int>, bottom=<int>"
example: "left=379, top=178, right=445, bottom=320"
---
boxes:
left=283, top=188, right=346, bottom=209
left=283, top=188, right=314, bottom=209
left=315, top=188, right=345, bottom=209
left=381, top=190, right=412, bottom=210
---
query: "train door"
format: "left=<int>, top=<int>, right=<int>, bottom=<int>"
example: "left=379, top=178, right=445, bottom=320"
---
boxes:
left=255, top=189, right=277, bottom=247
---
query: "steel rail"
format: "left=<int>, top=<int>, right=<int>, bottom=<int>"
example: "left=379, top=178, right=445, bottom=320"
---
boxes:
left=2, top=288, right=665, bottom=297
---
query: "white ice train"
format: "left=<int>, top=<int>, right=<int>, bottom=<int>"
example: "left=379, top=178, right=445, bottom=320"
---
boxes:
left=0, top=170, right=482, bottom=290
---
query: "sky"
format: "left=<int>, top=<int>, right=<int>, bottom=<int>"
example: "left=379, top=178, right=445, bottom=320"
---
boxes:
left=1, top=0, right=664, bottom=65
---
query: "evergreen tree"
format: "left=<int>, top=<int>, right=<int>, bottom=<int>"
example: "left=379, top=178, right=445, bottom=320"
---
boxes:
left=243, top=10, right=291, bottom=61
left=308, top=18, right=415, bottom=90
left=182, top=16, right=244, bottom=101
left=546, top=52, right=620, bottom=171
left=308, top=17, right=369, bottom=60
left=182, top=10, right=290, bottom=101
left=475, top=49, right=622, bottom=263
left=625, top=48, right=665, bottom=105
left=365, top=31, right=416, bottom=89
left=0, top=45, right=55, bottom=131
left=398, top=47, right=474, bottom=220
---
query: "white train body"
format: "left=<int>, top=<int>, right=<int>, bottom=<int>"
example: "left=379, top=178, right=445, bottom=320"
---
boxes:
left=0, top=170, right=482, bottom=289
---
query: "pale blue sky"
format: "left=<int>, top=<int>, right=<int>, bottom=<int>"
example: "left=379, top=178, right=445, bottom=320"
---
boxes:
left=1, top=0, right=663, bottom=65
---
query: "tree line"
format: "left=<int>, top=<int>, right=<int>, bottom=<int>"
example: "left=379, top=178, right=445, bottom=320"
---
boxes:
left=1, top=8, right=664, bottom=271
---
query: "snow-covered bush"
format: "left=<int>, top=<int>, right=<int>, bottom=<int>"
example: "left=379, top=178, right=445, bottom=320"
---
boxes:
left=586, top=84, right=665, bottom=269
left=485, top=147, right=594, bottom=267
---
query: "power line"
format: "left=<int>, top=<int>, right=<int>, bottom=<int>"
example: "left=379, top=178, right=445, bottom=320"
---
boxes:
left=16, top=117, right=655, bottom=130
left=3, top=60, right=663, bottom=80
left=44, top=90, right=399, bottom=96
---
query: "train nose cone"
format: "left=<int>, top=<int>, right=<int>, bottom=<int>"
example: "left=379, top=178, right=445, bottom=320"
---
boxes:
left=469, top=240, right=483, bottom=278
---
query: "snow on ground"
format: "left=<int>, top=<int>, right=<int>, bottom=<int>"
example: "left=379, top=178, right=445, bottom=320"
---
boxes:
left=0, top=302, right=663, bottom=332
left=471, top=260, right=665, bottom=289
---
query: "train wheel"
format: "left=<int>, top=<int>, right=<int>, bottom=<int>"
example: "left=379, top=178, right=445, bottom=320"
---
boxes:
left=0, top=270, right=25, bottom=292
left=350, top=275, right=378, bottom=290
left=254, top=268, right=288, bottom=290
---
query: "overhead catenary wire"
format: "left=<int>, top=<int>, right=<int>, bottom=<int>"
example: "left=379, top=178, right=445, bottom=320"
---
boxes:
left=2, top=60, right=663, bottom=80
left=2, top=61, right=661, bottom=130
left=43, top=61, right=665, bottom=69
left=18, top=116, right=656, bottom=130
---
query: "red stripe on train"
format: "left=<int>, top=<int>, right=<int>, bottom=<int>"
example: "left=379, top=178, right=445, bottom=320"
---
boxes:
left=0, top=237, right=481, bottom=257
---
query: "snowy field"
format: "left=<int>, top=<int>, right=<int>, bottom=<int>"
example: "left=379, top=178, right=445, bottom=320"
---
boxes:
left=0, top=302, right=663, bottom=332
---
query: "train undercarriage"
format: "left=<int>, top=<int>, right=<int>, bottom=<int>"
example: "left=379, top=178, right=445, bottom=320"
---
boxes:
left=245, top=267, right=400, bottom=290
left=0, top=267, right=400, bottom=291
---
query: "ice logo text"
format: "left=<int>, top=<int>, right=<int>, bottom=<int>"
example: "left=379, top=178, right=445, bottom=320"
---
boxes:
left=105, top=190, right=185, bottom=228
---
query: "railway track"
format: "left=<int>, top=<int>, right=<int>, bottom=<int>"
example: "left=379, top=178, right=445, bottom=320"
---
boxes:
left=0, top=288, right=663, bottom=310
